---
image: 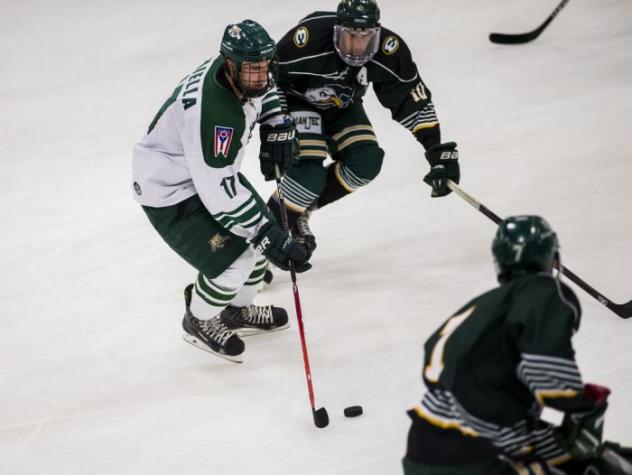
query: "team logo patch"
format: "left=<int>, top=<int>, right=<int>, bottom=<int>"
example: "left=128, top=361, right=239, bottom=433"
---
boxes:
left=214, top=126, right=234, bottom=158
left=209, top=233, right=229, bottom=252
left=382, top=36, right=400, bottom=55
left=228, top=25, right=242, bottom=39
left=293, top=27, right=309, bottom=47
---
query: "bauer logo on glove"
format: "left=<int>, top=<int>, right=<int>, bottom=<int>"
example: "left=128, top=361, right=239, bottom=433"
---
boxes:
left=266, top=130, right=296, bottom=142
left=439, top=150, right=458, bottom=160
left=423, top=142, right=460, bottom=197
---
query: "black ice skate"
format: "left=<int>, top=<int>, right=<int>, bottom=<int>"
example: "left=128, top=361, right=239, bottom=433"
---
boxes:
left=293, top=205, right=317, bottom=253
left=221, top=304, right=289, bottom=337
left=181, top=284, right=245, bottom=363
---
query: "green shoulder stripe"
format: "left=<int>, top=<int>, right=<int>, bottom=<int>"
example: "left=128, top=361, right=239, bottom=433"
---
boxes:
left=200, top=57, right=246, bottom=168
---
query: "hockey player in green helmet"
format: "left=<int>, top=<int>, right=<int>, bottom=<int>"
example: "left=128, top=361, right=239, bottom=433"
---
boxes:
left=131, top=20, right=310, bottom=363
left=265, top=0, right=460, bottom=255
left=403, top=216, right=632, bottom=474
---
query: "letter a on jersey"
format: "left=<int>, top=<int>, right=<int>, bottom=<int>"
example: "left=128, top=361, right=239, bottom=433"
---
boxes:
left=214, top=126, right=234, bottom=158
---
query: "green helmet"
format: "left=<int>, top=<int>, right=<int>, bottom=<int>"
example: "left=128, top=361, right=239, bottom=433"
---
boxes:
left=219, top=20, right=277, bottom=97
left=492, top=215, right=559, bottom=283
left=336, top=0, right=381, bottom=28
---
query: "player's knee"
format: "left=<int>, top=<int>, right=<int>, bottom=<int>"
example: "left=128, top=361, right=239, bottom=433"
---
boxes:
left=338, top=144, right=385, bottom=187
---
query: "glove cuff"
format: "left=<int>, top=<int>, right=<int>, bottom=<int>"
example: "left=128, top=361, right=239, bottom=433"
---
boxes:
left=414, top=125, right=441, bottom=150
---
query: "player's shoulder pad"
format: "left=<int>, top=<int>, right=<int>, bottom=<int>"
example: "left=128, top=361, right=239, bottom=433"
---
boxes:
left=277, top=12, right=337, bottom=61
left=558, top=280, right=582, bottom=330
left=369, top=26, right=418, bottom=81
left=518, top=273, right=581, bottom=326
left=373, top=27, right=412, bottom=63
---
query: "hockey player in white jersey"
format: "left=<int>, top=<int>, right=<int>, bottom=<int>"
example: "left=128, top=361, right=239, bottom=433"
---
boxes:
left=132, top=20, right=312, bottom=363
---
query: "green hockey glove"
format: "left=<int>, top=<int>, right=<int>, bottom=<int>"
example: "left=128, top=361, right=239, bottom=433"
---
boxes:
left=259, top=118, right=299, bottom=181
left=423, top=142, right=460, bottom=197
left=556, top=383, right=611, bottom=459
left=253, top=222, right=311, bottom=273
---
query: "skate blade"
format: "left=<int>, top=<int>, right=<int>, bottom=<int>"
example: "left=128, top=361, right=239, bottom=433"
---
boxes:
left=182, top=333, right=243, bottom=363
left=236, top=323, right=290, bottom=338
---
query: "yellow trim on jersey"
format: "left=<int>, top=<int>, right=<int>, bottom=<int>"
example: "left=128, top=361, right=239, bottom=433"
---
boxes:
left=412, top=121, right=439, bottom=134
left=507, top=461, right=546, bottom=475
left=507, top=453, right=571, bottom=473
left=535, top=389, right=578, bottom=406
left=334, top=162, right=356, bottom=193
left=413, top=405, right=480, bottom=438
left=299, top=139, right=327, bottom=148
left=337, top=134, right=378, bottom=151
left=548, top=454, right=573, bottom=466
left=332, top=125, right=374, bottom=141
left=299, top=149, right=328, bottom=158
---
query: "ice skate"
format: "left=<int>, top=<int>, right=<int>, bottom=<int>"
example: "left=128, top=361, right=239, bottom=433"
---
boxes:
left=181, top=284, right=245, bottom=363
left=221, top=303, right=289, bottom=337
left=293, top=205, right=317, bottom=253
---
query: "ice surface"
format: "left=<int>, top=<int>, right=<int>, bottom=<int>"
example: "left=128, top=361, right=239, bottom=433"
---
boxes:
left=1, top=1, right=631, bottom=473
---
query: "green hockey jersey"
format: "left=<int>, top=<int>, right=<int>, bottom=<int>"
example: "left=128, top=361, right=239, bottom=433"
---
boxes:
left=276, top=12, right=441, bottom=147
left=132, top=57, right=284, bottom=241
left=413, top=273, right=583, bottom=465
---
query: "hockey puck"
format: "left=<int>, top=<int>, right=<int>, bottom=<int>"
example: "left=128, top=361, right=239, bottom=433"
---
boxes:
left=343, top=405, right=363, bottom=418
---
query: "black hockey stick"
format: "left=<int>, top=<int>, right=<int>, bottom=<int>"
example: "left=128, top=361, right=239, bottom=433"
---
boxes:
left=274, top=165, right=329, bottom=428
left=447, top=180, right=632, bottom=319
left=489, top=0, right=571, bottom=44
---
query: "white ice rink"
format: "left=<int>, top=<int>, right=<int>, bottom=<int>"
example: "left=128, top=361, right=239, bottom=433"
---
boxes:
left=1, top=0, right=631, bottom=473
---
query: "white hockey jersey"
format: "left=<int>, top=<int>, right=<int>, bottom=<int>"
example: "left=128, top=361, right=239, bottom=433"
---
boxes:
left=132, top=56, right=284, bottom=241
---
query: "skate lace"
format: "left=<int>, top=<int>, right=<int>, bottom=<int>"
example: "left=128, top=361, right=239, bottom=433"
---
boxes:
left=295, top=211, right=313, bottom=237
left=201, top=318, right=234, bottom=345
left=244, top=305, right=274, bottom=325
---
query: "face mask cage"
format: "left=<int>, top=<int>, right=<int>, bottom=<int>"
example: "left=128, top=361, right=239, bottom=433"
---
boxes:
left=227, top=55, right=278, bottom=98
left=333, top=24, right=380, bottom=66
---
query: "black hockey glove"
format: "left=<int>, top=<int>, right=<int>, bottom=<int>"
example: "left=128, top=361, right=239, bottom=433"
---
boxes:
left=253, top=222, right=312, bottom=273
left=259, top=118, right=299, bottom=181
left=423, top=142, right=460, bottom=197
left=556, top=383, right=610, bottom=459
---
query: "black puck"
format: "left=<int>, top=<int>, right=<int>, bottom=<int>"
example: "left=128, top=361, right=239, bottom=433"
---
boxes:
left=343, top=405, right=363, bottom=417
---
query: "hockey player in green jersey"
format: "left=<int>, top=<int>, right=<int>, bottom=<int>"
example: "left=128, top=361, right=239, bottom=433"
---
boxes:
left=403, top=216, right=632, bottom=474
left=132, top=20, right=312, bottom=363
left=266, top=0, right=460, bottom=252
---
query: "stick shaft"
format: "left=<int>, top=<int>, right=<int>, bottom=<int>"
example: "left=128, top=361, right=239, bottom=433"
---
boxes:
left=273, top=165, right=317, bottom=409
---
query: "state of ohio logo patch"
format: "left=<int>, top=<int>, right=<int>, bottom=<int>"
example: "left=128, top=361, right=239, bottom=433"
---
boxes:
left=214, top=126, right=234, bottom=158
left=382, top=36, right=400, bottom=55
left=293, top=27, right=309, bottom=47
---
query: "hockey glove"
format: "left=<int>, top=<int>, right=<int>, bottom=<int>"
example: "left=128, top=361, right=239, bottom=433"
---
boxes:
left=253, top=222, right=312, bottom=273
left=259, top=118, right=299, bottom=181
left=556, top=383, right=611, bottom=459
left=423, top=142, right=460, bottom=197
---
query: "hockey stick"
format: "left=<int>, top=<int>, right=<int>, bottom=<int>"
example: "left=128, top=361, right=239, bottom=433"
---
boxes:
left=489, top=0, right=571, bottom=45
left=274, top=165, right=329, bottom=428
left=447, top=180, right=632, bottom=319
